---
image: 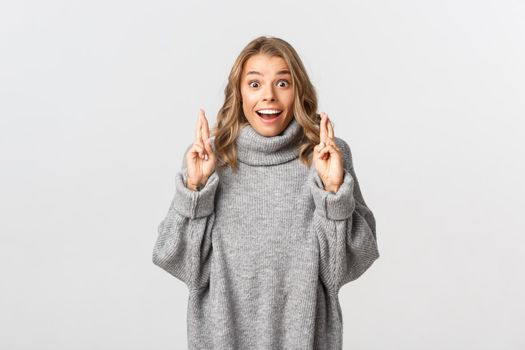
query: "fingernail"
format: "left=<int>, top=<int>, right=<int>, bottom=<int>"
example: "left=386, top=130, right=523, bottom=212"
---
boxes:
left=205, top=154, right=208, bottom=161
left=320, top=142, right=325, bottom=148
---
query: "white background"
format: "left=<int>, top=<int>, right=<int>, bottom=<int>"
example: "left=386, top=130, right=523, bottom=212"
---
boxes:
left=1, top=0, right=524, bottom=349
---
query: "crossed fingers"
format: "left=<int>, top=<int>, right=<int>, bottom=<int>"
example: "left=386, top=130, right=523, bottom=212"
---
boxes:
left=318, top=112, right=341, bottom=159
left=194, top=108, right=210, bottom=160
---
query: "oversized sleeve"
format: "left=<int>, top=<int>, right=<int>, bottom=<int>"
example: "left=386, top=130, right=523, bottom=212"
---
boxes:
left=152, top=143, right=219, bottom=291
left=309, top=138, right=379, bottom=295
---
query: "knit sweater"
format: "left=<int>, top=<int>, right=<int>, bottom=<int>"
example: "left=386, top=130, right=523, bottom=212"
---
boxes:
left=152, top=117, right=380, bottom=350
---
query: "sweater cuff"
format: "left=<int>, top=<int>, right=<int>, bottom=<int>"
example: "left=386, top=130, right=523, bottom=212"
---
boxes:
left=309, top=167, right=355, bottom=220
left=172, top=171, right=219, bottom=219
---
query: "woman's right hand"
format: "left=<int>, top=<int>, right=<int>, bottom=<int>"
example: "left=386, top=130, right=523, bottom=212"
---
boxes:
left=185, top=108, right=217, bottom=191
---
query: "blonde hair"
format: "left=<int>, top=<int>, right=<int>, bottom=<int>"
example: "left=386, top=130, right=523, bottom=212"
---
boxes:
left=210, top=36, right=323, bottom=172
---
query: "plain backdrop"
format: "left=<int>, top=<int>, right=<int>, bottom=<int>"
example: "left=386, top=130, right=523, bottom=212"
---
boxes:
left=1, top=0, right=524, bottom=349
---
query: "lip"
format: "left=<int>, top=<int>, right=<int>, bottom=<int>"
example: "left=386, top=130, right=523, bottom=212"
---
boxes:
left=256, top=110, right=282, bottom=124
left=256, top=107, right=282, bottom=112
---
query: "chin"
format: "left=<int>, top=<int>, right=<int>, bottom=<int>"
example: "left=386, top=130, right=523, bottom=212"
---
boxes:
left=256, top=128, right=281, bottom=137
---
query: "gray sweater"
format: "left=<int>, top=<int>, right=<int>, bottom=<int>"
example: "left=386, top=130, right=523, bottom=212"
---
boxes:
left=152, top=118, right=380, bottom=350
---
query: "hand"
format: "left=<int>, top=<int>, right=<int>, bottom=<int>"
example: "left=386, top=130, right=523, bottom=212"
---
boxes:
left=313, top=112, right=344, bottom=192
left=186, top=108, right=217, bottom=190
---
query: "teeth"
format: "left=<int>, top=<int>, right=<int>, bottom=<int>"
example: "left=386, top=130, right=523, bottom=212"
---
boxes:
left=257, top=109, right=282, bottom=115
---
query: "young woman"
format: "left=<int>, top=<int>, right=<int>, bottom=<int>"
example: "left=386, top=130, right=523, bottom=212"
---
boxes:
left=152, top=36, right=380, bottom=350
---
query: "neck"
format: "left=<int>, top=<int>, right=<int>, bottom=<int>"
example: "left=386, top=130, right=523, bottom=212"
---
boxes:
left=236, top=118, right=303, bottom=166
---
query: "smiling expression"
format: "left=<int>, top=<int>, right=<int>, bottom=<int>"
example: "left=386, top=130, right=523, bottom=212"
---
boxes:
left=240, top=54, right=295, bottom=137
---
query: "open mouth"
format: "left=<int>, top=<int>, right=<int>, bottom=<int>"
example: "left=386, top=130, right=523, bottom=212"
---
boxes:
left=256, top=110, right=283, bottom=120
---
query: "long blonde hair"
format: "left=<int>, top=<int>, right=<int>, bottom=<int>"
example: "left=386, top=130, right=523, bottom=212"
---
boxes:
left=210, top=36, right=322, bottom=172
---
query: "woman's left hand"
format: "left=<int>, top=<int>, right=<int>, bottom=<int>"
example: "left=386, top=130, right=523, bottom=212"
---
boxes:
left=313, top=112, right=344, bottom=192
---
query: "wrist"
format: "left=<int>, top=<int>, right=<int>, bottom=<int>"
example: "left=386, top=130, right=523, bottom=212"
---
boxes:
left=186, top=178, right=206, bottom=192
left=320, top=178, right=342, bottom=193
left=324, top=184, right=341, bottom=193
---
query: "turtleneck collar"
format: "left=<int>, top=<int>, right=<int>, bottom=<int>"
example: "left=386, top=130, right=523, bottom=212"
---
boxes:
left=236, top=118, right=303, bottom=166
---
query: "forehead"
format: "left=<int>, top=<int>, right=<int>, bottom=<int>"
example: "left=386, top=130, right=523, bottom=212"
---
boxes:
left=242, top=54, right=290, bottom=76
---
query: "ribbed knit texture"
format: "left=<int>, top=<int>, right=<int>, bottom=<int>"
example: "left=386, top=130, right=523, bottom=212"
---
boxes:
left=152, top=118, right=380, bottom=350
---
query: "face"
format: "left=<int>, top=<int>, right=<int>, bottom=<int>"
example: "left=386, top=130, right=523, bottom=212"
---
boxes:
left=240, top=54, right=295, bottom=137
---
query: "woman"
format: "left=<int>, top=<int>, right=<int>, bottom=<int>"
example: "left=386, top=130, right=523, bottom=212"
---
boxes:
left=152, top=36, right=380, bottom=350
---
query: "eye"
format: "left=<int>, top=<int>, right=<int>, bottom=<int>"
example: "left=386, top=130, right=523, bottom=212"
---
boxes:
left=248, top=81, right=260, bottom=88
left=277, top=80, right=290, bottom=88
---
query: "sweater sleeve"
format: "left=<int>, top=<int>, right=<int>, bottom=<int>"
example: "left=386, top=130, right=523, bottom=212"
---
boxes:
left=152, top=143, right=219, bottom=291
left=309, top=138, right=379, bottom=295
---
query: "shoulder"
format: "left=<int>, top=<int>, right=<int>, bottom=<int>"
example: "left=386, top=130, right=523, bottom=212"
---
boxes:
left=334, top=136, right=353, bottom=171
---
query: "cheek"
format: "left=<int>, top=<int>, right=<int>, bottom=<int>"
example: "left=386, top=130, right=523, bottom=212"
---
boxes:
left=283, top=92, right=295, bottom=108
left=242, top=93, right=259, bottom=108
left=241, top=93, right=256, bottom=115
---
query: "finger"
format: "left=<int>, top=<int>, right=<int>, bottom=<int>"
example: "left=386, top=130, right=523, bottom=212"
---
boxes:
left=314, top=144, right=326, bottom=162
left=195, top=109, right=208, bottom=159
left=319, top=112, right=327, bottom=144
left=324, top=139, right=341, bottom=152
left=319, top=144, right=338, bottom=158
left=327, top=116, right=334, bottom=140
left=190, top=143, right=205, bottom=159
left=319, top=150, right=330, bottom=161
left=319, top=144, right=329, bottom=156
left=318, top=144, right=330, bottom=159
left=195, top=111, right=202, bottom=143
left=314, top=144, right=326, bottom=161
left=199, top=109, right=212, bottom=159
left=323, top=113, right=331, bottom=143
left=200, top=108, right=210, bottom=145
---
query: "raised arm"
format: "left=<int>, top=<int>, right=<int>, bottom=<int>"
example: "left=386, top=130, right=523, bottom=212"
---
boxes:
left=152, top=109, right=219, bottom=291
left=310, top=113, right=379, bottom=295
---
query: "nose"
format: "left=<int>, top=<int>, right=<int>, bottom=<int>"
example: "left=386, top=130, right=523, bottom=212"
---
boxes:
left=262, top=85, right=276, bottom=102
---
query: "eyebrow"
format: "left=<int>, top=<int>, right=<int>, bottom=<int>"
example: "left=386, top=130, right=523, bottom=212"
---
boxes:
left=246, top=69, right=291, bottom=76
